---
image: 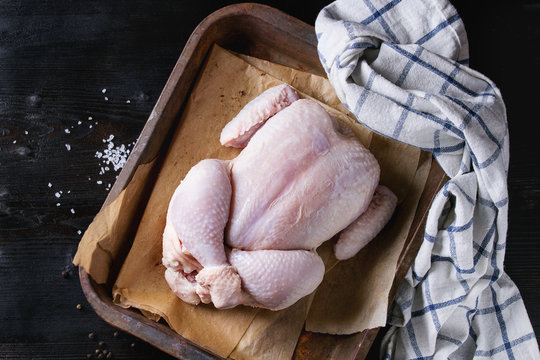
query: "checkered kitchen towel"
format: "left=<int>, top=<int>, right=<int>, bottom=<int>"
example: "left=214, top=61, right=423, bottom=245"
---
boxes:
left=315, top=0, right=539, bottom=358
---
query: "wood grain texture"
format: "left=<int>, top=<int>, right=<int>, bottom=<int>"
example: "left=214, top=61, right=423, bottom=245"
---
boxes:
left=0, top=1, right=538, bottom=359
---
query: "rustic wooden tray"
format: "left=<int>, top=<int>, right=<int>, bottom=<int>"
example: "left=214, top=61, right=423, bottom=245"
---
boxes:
left=79, top=3, right=447, bottom=359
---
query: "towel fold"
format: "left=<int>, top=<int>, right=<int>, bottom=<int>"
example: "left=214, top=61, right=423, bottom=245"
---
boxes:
left=315, top=0, right=539, bottom=358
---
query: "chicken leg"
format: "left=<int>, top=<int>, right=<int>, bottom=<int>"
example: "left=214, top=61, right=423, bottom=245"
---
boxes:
left=163, top=158, right=245, bottom=308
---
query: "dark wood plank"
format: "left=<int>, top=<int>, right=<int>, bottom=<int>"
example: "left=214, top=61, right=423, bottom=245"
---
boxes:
left=0, top=1, right=538, bottom=359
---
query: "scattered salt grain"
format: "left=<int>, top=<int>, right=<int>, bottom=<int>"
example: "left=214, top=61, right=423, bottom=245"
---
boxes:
left=55, top=192, right=61, bottom=198
left=48, top=183, right=52, bottom=188
left=77, top=230, right=82, bottom=235
left=56, top=203, right=61, bottom=207
left=96, top=180, right=102, bottom=185
left=89, top=125, right=93, bottom=128
left=78, top=121, right=82, bottom=125
left=24, top=130, right=28, bottom=135
left=13, top=140, right=16, bottom=144
left=104, top=96, right=109, bottom=101
left=93, top=135, right=131, bottom=185
left=126, top=100, right=131, bottom=104
left=95, top=136, right=128, bottom=173
left=70, top=208, right=75, bottom=214
left=65, top=144, right=71, bottom=151
left=102, top=88, right=107, bottom=94
left=88, top=116, right=93, bottom=121
left=65, top=129, right=70, bottom=134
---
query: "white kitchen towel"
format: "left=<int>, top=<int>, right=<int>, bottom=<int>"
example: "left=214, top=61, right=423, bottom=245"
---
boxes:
left=315, top=0, right=539, bottom=358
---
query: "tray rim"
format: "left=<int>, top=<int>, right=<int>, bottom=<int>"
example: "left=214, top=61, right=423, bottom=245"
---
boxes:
left=78, top=3, right=448, bottom=359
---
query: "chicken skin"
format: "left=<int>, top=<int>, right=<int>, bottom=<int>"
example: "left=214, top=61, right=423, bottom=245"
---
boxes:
left=162, top=85, right=397, bottom=310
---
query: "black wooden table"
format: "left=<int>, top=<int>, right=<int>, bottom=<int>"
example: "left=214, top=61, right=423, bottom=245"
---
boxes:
left=1, top=1, right=538, bottom=359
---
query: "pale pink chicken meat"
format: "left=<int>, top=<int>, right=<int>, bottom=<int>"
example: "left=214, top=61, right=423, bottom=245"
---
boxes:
left=162, top=85, right=397, bottom=311
left=220, top=84, right=299, bottom=148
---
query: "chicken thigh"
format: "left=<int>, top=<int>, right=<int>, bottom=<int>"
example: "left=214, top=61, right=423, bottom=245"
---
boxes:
left=162, top=84, right=397, bottom=311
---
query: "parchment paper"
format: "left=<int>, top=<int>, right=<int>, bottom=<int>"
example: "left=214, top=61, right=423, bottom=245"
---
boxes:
left=74, top=44, right=431, bottom=359
left=73, top=159, right=156, bottom=284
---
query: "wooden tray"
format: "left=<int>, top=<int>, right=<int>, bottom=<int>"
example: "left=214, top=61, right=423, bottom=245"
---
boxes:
left=79, top=3, right=447, bottom=359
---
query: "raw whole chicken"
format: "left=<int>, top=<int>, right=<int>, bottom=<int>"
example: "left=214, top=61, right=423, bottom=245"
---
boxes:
left=162, top=84, right=397, bottom=311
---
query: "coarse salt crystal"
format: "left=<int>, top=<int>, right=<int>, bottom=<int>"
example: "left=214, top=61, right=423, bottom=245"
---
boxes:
left=104, top=96, right=109, bottom=101
left=55, top=192, right=61, bottom=198
left=24, top=130, right=28, bottom=135
left=97, top=180, right=102, bottom=185
left=126, top=100, right=131, bottom=103
left=77, top=121, right=82, bottom=125
left=77, top=230, right=82, bottom=235
left=70, top=208, right=75, bottom=214
left=88, top=116, right=93, bottom=120
left=65, top=144, right=71, bottom=151
left=102, top=88, right=107, bottom=94
left=89, top=125, right=93, bottom=128
left=65, top=129, right=70, bottom=134
left=13, top=140, right=16, bottom=144
left=94, top=137, right=131, bottom=176
left=56, top=203, right=61, bottom=207
left=48, top=183, right=52, bottom=188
